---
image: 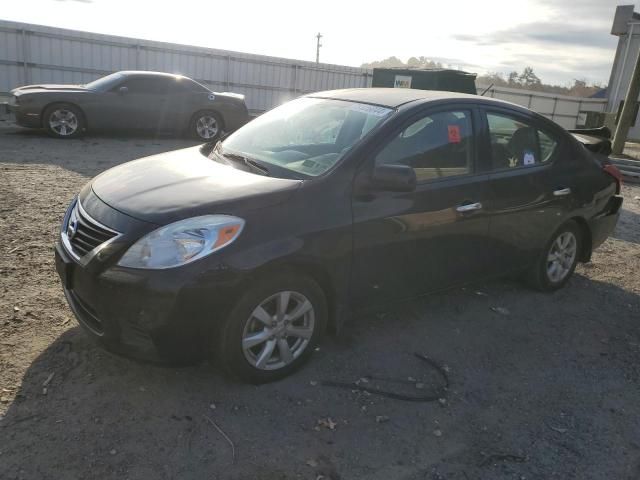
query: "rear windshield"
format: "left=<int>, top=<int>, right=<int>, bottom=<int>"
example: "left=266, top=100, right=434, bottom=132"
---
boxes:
left=220, top=97, right=393, bottom=177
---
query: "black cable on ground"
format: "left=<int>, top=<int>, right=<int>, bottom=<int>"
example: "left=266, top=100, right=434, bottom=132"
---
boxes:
left=320, top=352, right=449, bottom=402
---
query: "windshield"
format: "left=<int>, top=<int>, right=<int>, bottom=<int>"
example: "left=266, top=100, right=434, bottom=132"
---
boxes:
left=85, top=72, right=125, bottom=91
left=219, top=97, right=393, bottom=177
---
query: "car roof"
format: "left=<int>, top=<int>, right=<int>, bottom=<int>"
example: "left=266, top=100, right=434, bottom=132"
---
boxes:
left=307, top=88, right=518, bottom=110
left=117, top=70, right=187, bottom=80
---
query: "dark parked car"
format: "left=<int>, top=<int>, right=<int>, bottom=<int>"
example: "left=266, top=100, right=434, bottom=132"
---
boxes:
left=54, top=89, right=623, bottom=383
left=8, top=71, right=248, bottom=140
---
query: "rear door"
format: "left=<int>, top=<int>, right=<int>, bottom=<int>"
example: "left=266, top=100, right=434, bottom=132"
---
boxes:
left=480, top=108, right=575, bottom=273
left=351, top=105, right=493, bottom=306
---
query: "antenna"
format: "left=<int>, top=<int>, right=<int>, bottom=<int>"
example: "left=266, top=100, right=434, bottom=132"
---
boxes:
left=316, top=32, right=323, bottom=64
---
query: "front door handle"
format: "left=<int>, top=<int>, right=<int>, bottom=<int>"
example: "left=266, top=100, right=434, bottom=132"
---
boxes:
left=553, top=188, right=572, bottom=197
left=456, top=202, right=483, bottom=213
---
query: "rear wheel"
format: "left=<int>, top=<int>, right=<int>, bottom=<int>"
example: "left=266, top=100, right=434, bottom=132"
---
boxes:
left=216, top=273, right=327, bottom=383
left=43, top=103, right=85, bottom=139
left=190, top=111, right=222, bottom=141
left=528, top=221, right=582, bottom=291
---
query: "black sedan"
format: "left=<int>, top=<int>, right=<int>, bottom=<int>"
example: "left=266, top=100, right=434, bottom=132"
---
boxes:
left=54, top=88, right=623, bottom=383
left=8, top=71, right=249, bottom=140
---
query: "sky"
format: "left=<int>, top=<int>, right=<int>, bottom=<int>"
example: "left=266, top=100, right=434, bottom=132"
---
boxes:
left=2, top=0, right=628, bottom=85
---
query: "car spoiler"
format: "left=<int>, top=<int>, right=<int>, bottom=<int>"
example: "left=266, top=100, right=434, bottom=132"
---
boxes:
left=568, top=126, right=612, bottom=156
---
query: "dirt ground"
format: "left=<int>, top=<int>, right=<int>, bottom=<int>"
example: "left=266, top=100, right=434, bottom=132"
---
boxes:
left=1, top=119, right=640, bottom=480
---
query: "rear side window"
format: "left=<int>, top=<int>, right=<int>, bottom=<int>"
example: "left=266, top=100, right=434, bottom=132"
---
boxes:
left=117, top=77, right=170, bottom=94
left=487, top=112, right=558, bottom=170
left=376, top=110, right=473, bottom=182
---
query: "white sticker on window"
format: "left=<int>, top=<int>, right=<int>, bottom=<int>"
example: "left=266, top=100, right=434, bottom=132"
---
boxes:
left=349, top=103, right=392, bottom=117
left=523, top=150, right=535, bottom=165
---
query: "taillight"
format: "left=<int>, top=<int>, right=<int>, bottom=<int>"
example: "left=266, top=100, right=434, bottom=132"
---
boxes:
left=603, top=164, right=622, bottom=193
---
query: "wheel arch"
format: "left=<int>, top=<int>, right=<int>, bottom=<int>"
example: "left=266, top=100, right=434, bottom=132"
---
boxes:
left=234, top=259, right=342, bottom=335
left=568, top=216, right=593, bottom=262
left=41, top=101, right=88, bottom=129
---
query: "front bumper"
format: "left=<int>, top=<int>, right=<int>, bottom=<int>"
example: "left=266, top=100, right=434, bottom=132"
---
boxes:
left=54, top=226, right=246, bottom=365
left=10, top=104, right=41, bottom=128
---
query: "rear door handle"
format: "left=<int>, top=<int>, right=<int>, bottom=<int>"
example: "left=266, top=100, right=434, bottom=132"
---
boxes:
left=456, top=202, right=483, bottom=213
left=553, top=188, right=572, bottom=197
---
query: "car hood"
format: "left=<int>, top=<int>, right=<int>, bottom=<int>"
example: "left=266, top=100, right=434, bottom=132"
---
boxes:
left=90, top=146, right=302, bottom=224
left=11, top=84, right=88, bottom=95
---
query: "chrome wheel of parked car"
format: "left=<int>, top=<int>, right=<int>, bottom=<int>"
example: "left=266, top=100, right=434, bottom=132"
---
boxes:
left=43, top=103, right=85, bottom=139
left=546, top=231, right=577, bottom=283
left=242, top=291, right=315, bottom=370
left=194, top=113, right=220, bottom=140
left=49, top=109, right=79, bottom=136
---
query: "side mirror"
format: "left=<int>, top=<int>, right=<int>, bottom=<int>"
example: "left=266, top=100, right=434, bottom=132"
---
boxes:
left=118, top=86, right=128, bottom=95
left=370, top=164, right=417, bottom=192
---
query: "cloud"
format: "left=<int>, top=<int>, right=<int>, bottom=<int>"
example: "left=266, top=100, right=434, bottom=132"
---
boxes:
left=453, top=22, right=617, bottom=50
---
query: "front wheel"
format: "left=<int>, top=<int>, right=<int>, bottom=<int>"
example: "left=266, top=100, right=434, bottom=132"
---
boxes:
left=527, top=221, right=582, bottom=291
left=215, top=273, right=327, bottom=383
left=190, top=111, right=222, bottom=141
left=43, top=103, right=85, bottom=139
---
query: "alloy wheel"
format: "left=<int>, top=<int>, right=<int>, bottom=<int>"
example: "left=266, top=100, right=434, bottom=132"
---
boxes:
left=49, top=109, right=79, bottom=136
left=242, top=291, right=315, bottom=371
left=195, top=115, right=219, bottom=139
left=546, top=231, right=577, bottom=283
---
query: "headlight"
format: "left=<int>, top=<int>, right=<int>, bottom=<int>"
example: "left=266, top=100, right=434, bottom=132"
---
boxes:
left=118, top=215, right=244, bottom=269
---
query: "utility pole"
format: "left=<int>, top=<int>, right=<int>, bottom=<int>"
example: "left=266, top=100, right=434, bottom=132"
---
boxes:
left=612, top=45, right=640, bottom=155
left=316, top=32, right=322, bottom=64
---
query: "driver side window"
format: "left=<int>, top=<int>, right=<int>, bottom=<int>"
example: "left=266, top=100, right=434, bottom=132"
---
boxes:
left=376, top=110, right=473, bottom=182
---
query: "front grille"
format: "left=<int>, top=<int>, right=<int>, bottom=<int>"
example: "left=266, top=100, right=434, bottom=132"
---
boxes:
left=64, top=201, right=119, bottom=259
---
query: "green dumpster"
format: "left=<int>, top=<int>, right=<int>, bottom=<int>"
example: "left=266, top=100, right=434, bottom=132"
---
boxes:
left=371, top=68, right=477, bottom=94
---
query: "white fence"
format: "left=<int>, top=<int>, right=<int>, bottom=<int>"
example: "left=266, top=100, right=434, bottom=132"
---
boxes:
left=0, top=19, right=607, bottom=126
left=477, top=84, right=607, bottom=129
left=0, top=19, right=371, bottom=114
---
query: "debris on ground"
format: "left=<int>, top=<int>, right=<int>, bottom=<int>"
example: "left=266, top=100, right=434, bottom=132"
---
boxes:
left=203, top=414, right=236, bottom=463
left=42, top=373, right=55, bottom=387
left=375, top=415, right=389, bottom=423
left=315, top=418, right=337, bottom=431
left=549, top=426, right=568, bottom=434
left=479, top=453, right=527, bottom=467
left=491, top=306, right=511, bottom=315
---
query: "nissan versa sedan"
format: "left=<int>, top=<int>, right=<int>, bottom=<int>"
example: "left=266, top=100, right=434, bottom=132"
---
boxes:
left=9, top=71, right=248, bottom=140
left=54, top=89, right=623, bottom=383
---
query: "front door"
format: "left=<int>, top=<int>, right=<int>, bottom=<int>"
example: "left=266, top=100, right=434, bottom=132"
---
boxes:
left=101, top=77, right=168, bottom=131
left=351, top=106, right=493, bottom=306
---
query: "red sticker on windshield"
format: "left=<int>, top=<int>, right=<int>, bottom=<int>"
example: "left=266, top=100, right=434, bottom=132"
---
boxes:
left=448, top=125, right=461, bottom=143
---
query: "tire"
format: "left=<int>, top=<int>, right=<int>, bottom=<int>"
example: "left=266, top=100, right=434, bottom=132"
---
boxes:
left=527, top=220, right=582, bottom=291
left=216, top=272, right=327, bottom=384
left=190, top=111, right=223, bottom=141
left=43, top=103, right=85, bottom=139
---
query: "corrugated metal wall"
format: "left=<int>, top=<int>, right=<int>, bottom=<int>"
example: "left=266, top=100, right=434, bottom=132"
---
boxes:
left=477, top=85, right=607, bottom=129
left=0, top=19, right=372, bottom=113
left=0, top=19, right=606, bottom=126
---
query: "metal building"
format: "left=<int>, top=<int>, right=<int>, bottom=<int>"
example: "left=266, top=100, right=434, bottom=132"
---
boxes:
left=607, top=5, right=640, bottom=140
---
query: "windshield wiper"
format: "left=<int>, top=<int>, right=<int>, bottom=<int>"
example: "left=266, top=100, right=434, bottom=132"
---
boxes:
left=221, top=152, right=270, bottom=176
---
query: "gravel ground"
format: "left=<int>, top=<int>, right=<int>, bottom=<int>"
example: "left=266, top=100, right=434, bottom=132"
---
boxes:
left=1, top=121, right=640, bottom=480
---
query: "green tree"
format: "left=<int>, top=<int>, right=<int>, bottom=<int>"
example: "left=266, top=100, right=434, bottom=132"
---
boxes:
left=518, top=67, right=542, bottom=89
left=507, top=71, right=520, bottom=86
